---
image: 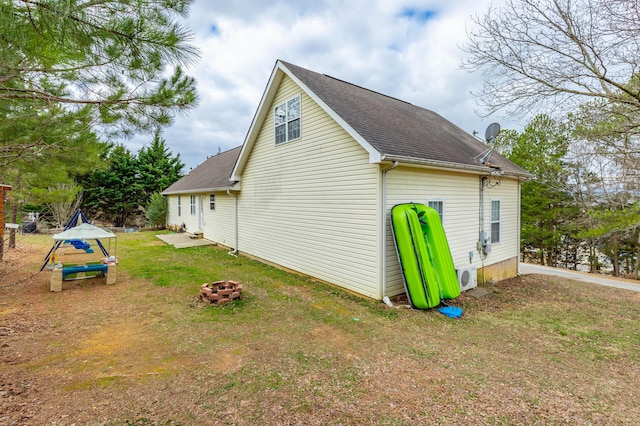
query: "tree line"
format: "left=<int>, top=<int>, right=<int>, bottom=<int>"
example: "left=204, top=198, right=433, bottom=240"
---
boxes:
left=77, top=134, right=183, bottom=228
left=0, top=0, right=197, bottom=233
left=495, top=115, right=640, bottom=277
left=7, top=132, right=182, bottom=229
left=464, top=0, right=640, bottom=278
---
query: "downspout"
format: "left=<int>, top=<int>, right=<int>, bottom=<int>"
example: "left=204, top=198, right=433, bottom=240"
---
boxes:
left=479, top=176, right=485, bottom=253
left=227, top=190, right=239, bottom=255
left=517, top=180, right=522, bottom=275
left=478, top=175, right=488, bottom=284
left=380, top=161, right=399, bottom=299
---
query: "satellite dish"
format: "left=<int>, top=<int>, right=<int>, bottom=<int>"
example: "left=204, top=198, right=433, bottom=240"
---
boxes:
left=485, top=123, right=501, bottom=144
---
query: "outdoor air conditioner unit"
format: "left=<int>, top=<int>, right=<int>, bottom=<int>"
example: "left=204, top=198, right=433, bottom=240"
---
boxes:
left=456, top=265, right=478, bottom=292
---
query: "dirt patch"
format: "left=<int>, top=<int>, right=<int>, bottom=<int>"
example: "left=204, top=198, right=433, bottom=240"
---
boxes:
left=309, top=324, right=354, bottom=353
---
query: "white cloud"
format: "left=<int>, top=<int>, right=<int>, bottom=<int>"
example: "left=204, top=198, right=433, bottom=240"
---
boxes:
left=126, top=0, right=520, bottom=170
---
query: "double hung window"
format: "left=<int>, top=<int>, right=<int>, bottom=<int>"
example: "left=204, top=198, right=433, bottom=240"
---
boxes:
left=275, top=95, right=301, bottom=144
left=490, top=200, right=501, bottom=243
left=427, top=200, right=445, bottom=223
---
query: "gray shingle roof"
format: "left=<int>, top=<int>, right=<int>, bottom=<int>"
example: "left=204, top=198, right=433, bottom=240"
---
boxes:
left=280, top=61, right=528, bottom=176
left=162, top=146, right=241, bottom=195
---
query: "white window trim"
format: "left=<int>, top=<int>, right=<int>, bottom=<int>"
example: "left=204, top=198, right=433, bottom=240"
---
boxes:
left=190, top=195, right=196, bottom=215
left=427, top=198, right=445, bottom=224
left=209, top=194, right=216, bottom=211
left=490, top=199, right=501, bottom=244
left=177, top=196, right=181, bottom=217
left=274, top=94, right=301, bottom=145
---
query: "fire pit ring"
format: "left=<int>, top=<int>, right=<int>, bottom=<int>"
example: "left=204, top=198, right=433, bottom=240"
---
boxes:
left=200, top=280, right=243, bottom=305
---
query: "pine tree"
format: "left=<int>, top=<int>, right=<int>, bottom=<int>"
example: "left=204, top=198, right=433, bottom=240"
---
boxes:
left=0, top=0, right=199, bottom=167
left=137, top=132, right=184, bottom=205
left=497, top=115, right=580, bottom=266
left=79, top=144, right=144, bottom=227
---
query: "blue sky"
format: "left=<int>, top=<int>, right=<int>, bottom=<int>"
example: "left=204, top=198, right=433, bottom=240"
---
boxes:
left=129, top=0, right=515, bottom=171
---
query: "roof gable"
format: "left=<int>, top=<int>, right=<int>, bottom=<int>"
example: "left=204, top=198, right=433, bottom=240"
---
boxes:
left=162, top=146, right=241, bottom=195
left=231, top=60, right=529, bottom=180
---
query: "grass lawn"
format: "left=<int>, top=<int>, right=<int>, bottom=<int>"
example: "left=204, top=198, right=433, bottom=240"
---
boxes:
left=1, top=231, right=639, bottom=425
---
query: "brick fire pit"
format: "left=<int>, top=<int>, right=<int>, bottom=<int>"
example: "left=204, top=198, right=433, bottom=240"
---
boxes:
left=200, top=280, right=243, bottom=305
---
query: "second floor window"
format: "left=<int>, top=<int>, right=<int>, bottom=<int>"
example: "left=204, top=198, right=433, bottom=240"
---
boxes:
left=275, top=95, right=301, bottom=144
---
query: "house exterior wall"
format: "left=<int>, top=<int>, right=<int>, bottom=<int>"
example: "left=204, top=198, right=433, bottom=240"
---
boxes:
left=236, top=75, right=381, bottom=298
left=166, top=192, right=236, bottom=246
left=384, top=167, right=520, bottom=296
left=479, top=177, right=521, bottom=282
left=202, top=192, right=236, bottom=249
left=165, top=193, right=202, bottom=233
left=166, top=194, right=182, bottom=229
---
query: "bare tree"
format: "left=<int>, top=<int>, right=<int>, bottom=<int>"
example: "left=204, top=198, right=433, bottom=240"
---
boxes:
left=462, top=0, right=640, bottom=118
left=44, top=184, right=84, bottom=229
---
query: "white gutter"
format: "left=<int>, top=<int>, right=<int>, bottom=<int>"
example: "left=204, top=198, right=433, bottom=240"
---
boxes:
left=227, top=190, right=239, bottom=255
left=380, top=161, right=398, bottom=299
left=162, top=185, right=240, bottom=196
left=381, top=154, right=531, bottom=180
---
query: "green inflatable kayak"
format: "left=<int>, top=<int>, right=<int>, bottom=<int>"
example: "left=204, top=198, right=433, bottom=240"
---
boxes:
left=418, top=205, right=460, bottom=300
left=390, top=203, right=460, bottom=309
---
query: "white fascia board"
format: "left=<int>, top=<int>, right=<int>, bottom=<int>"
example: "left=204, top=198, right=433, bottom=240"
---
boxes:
left=382, top=154, right=531, bottom=180
left=231, top=60, right=384, bottom=182
left=162, top=186, right=238, bottom=196
left=382, top=155, right=488, bottom=174
left=277, top=62, right=383, bottom=164
left=230, top=63, right=284, bottom=181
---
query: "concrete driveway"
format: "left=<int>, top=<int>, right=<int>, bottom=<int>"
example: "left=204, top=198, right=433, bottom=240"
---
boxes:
left=520, top=263, right=640, bottom=292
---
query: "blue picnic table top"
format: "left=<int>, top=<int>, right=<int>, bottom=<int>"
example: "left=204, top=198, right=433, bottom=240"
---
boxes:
left=61, top=264, right=108, bottom=280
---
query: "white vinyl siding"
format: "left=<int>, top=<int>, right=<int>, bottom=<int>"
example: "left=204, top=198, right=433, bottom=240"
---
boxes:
left=237, top=76, right=380, bottom=298
left=166, top=193, right=200, bottom=232
left=385, top=168, right=520, bottom=297
left=202, top=192, right=236, bottom=248
left=483, top=180, right=519, bottom=263
left=166, top=195, right=180, bottom=225
left=166, top=192, right=236, bottom=247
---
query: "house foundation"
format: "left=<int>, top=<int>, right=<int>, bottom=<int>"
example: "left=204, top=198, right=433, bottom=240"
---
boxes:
left=478, top=256, right=518, bottom=284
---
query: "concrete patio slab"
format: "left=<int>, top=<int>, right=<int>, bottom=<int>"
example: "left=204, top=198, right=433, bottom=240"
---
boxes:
left=156, top=233, right=215, bottom=249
